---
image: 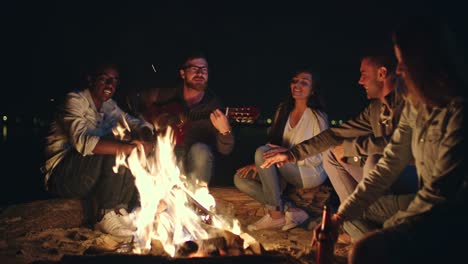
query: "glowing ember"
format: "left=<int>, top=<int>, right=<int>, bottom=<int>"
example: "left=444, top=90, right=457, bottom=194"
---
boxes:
left=115, top=127, right=242, bottom=257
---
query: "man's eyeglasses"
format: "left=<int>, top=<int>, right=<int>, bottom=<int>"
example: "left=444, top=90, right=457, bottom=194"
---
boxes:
left=184, top=65, right=209, bottom=74
left=96, top=76, right=120, bottom=86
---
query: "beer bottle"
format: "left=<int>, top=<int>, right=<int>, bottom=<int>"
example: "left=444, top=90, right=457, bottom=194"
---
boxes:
left=316, top=205, right=334, bottom=264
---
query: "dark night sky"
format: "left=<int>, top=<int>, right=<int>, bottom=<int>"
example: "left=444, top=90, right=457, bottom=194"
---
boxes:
left=1, top=1, right=467, bottom=205
left=3, top=0, right=467, bottom=120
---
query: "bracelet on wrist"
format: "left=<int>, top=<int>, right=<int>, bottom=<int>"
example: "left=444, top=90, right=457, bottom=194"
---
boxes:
left=220, top=130, right=231, bottom=136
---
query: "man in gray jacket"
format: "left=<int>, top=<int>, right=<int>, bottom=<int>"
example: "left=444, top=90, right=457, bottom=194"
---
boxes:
left=261, top=50, right=417, bottom=240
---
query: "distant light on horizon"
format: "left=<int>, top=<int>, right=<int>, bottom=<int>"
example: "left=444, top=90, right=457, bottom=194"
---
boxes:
left=2, top=115, right=7, bottom=122
left=2, top=125, right=7, bottom=142
left=50, top=98, right=55, bottom=102
left=266, top=118, right=272, bottom=124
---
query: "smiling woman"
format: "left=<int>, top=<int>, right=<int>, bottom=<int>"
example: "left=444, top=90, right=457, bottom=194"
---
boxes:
left=234, top=68, right=329, bottom=232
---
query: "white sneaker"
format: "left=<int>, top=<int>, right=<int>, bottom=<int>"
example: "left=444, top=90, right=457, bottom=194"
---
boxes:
left=247, top=214, right=285, bottom=231
left=95, top=210, right=134, bottom=237
left=282, top=209, right=309, bottom=231
left=116, top=208, right=137, bottom=231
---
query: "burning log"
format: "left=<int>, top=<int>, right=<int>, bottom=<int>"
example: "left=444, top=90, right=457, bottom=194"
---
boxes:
left=176, top=240, right=200, bottom=257
left=34, top=253, right=303, bottom=264
left=171, top=226, right=264, bottom=258
left=147, top=226, right=264, bottom=258
left=174, top=229, right=242, bottom=257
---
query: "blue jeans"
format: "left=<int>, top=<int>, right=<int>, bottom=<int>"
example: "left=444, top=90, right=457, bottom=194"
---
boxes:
left=234, top=145, right=323, bottom=211
left=343, top=194, right=415, bottom=241
left=323, top=149, right=418, bottom=240
left=48, top=149, right=136, bottom=210
left=176, top=143, right=214, bottom=188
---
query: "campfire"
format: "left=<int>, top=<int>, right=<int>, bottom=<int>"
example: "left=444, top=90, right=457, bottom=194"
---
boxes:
left=0, top=117, right=339, bottom=264
left=112, top=120, right=260, bottom=258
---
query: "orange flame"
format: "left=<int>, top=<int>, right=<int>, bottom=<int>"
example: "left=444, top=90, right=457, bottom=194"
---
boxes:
left=115, top=127, right=243, bottom=257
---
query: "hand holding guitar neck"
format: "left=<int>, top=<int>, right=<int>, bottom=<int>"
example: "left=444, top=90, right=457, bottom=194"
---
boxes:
left=210, top=109, right=231, bottom=135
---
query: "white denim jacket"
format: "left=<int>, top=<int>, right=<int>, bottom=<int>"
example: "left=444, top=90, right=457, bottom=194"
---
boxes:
left=44, top=88, right=150, bottom=186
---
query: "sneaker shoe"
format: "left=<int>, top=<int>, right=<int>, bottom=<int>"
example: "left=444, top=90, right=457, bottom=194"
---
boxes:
left=95, top=210, right=134, bottom=237
left=282, top=209, right=309, bottom=231
left=247, top=214, right=285, bottom=231
left=116, top=208, right=137, bottom=231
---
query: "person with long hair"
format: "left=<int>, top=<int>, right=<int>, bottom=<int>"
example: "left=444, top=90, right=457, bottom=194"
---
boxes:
left=313, top=17, right=467, bottom=263
left=234, top=68, right=329, bottom=231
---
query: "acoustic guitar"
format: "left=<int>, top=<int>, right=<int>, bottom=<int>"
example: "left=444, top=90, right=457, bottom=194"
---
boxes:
left=144, top=100, right=260, bottom=145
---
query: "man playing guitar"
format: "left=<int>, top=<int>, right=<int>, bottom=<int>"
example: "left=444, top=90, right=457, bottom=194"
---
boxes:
left=143, top=53, right=234, bottom=189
